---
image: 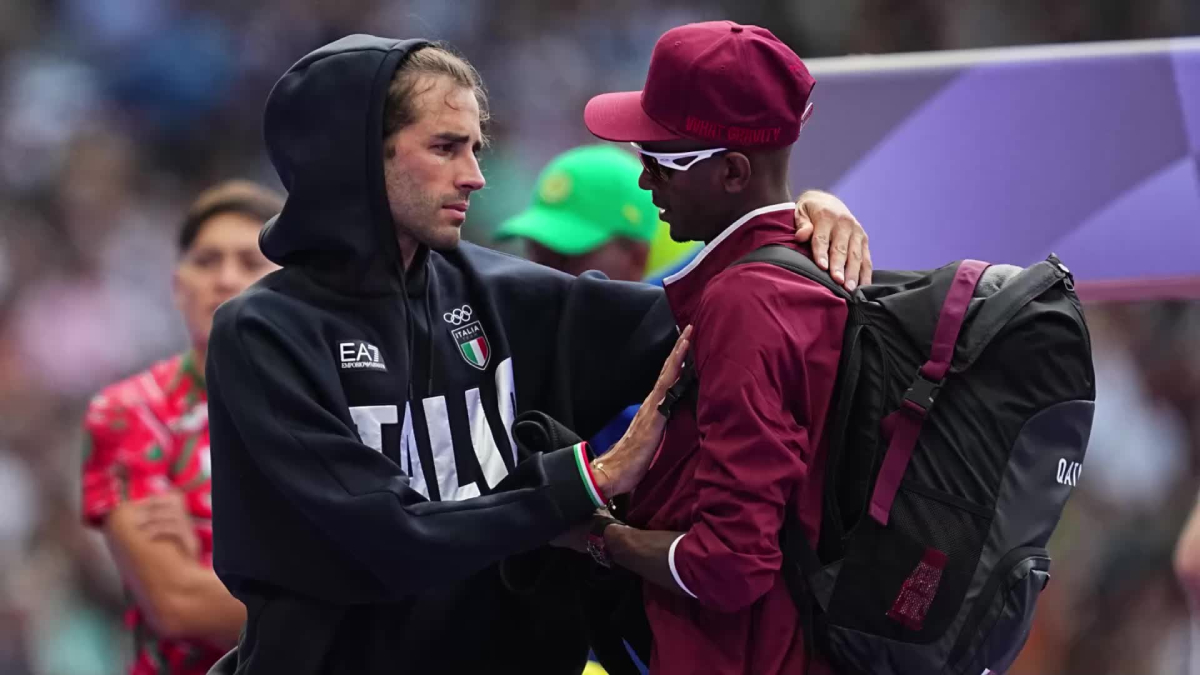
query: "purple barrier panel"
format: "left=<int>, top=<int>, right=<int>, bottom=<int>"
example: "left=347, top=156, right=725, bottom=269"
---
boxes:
left=792, top=38, right=1200, bottom=299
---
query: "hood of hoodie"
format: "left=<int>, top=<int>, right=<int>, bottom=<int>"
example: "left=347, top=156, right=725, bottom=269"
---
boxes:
left=260, top=34, right=432, bottom=294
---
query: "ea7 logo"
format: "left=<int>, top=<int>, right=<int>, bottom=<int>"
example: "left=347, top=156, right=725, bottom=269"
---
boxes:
left=1056, top=459, right=1082, bottom=487
left=338, top=341, right=387, bottom=371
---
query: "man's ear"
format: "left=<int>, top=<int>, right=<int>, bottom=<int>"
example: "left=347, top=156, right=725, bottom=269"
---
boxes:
left=720, top=152, right=752, bottom=194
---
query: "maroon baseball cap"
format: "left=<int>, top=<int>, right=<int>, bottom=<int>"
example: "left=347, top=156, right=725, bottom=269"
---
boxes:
left=584, top=21, right=815, bottom=148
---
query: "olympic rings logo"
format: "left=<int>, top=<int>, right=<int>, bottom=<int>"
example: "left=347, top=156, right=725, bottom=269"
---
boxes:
left=443, top=305, right=473, bottom=326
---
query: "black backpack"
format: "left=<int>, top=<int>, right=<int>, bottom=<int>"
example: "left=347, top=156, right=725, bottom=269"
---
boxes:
left=664, top=245, right=1095, bottom=675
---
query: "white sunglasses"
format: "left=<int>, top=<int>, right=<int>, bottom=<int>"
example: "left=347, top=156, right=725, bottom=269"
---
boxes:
left=631, top=143, right=728, bottom=179
left=631, top=102, right=815, bottom=179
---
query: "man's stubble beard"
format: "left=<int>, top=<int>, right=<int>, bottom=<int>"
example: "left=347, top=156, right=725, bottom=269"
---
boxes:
left=391, top=172, right=462, bottom=252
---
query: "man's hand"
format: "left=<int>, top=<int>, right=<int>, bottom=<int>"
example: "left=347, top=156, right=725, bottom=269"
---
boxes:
left=550, top=521, right=590, bottom=554
left=551, top=507, right=612, bottom=553
left=793, top=190, right=873, bottom=291
left=129, top=492, right=201, bottom=560
left=591, top=325, right=692, bottom=498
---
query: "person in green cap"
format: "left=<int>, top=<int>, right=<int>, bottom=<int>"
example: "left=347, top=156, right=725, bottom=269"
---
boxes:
left=496, top=144, right=659, bottom=282
left=497, top=143, right=871, bottom=288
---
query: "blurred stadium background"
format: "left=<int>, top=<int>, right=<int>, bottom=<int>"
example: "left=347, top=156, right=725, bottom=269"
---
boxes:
left=0, top=1, right=1199, bottom=673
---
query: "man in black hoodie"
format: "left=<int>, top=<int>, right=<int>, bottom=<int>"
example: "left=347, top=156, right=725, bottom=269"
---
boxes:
left=205, top=35, right=872, bottom=674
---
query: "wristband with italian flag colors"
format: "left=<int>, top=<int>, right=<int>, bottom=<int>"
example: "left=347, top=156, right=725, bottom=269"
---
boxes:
left=571, top=442, right=607, bottom=508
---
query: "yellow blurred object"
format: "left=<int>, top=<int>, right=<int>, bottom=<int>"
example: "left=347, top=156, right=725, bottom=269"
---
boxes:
left=644, top=220, right=701, bottom=279
left=582, top=661, right=609, bottom=675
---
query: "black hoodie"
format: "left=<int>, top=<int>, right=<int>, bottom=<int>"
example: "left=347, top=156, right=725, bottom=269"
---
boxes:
left=205, top=35, right=673, bottom=674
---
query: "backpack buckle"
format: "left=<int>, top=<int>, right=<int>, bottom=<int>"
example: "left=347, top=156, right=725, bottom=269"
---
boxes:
left=657, top=383, right=686, bottom=417
left=903, top=371, right=942, bottom=411
left=657, top=361, right=697, bottom=418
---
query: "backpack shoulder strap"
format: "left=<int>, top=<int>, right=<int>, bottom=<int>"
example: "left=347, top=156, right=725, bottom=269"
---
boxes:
left=732, top=244, right=855, bottom=598
left=657, top=244, right=852, bottom=419
left=732, top=244, right=854, bottom=302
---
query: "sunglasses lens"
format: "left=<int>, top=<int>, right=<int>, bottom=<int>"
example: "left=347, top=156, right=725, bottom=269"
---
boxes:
left=640, top=154, right=669, bottom=181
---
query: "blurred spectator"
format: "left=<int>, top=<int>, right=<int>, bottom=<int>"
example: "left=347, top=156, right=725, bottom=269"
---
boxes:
left=78, top=181, right=282, bottom=675
left=494, top=144, right=659, bottom=282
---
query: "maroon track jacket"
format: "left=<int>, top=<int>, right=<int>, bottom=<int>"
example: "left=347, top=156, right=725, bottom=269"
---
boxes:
left=626, top=203, right=848, bottom=675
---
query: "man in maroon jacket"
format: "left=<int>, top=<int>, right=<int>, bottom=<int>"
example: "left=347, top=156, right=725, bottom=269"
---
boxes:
left=577, top=20, right=847, bottom=675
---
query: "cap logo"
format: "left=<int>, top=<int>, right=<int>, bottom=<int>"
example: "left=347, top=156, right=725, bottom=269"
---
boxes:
left=729, top=126, right=782, bottom=145
left=684, top=116, right=782, bottom=145
left=539, top=173, right=572, bottom=204
left=685, top=117, right=727, bottom=141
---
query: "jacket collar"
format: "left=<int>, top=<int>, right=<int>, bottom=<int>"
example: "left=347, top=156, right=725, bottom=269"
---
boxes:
left=662, top=202, right=797, bottom=327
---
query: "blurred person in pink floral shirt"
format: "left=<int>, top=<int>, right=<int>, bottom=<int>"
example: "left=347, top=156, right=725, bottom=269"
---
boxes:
left=80, top=180, right=282, bottom=675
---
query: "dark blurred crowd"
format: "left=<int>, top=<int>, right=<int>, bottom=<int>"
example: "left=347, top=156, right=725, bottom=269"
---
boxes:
left=0, top=0, right=1198, bottom=673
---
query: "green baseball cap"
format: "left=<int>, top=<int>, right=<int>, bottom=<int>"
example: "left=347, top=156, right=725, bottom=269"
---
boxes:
left=495, top=144, right=659, bottom=255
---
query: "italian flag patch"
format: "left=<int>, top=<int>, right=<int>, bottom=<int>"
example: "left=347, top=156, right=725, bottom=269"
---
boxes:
left=451, top=321, right=491, bottom=370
